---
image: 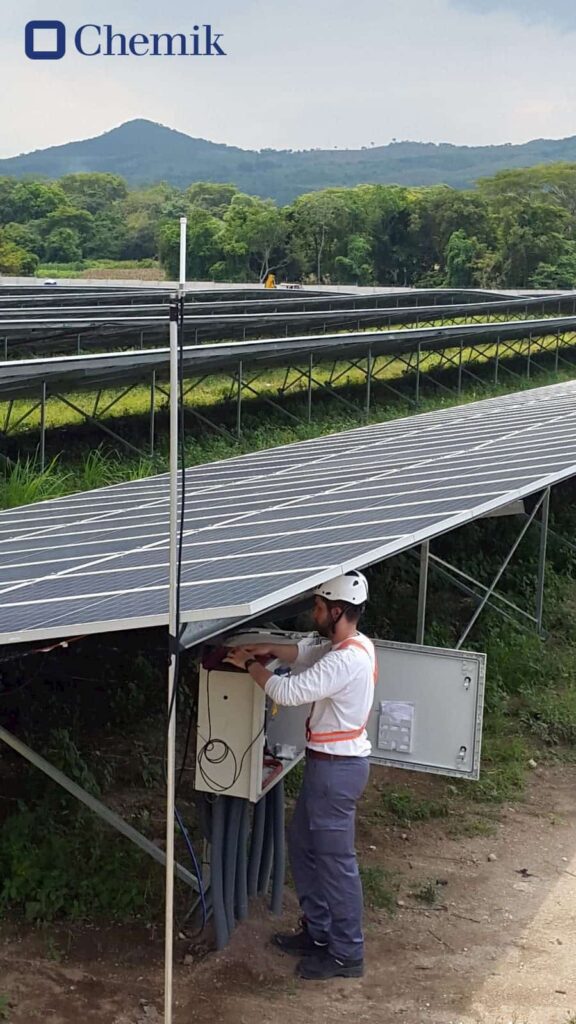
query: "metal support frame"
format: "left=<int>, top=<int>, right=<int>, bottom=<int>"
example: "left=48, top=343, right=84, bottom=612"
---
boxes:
left=5, top=324, right=576, bottom=463
left=54, top=393, right=146, bottom=457
left=156, top=382, right=235, bottom=441
left=405, top=492, right=552, bottom=644
left=416, top=541, right=429, bottom=644
left=535, top=488, right=550, bottom=634
left=455, top=492, right=547, bottom=649
left=236, top=359, right=243, bottom=438
left=40, top=382, right=46, bottom=472
left=150, top=370, right=156, bottom=456
left=430, top=553, right=538, bottom=628
left=0, top=724, right=198, bottom=891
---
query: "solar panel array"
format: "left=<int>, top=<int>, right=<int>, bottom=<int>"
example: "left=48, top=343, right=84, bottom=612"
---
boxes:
left=3, top=314, right=576, bottom=403
left=1, top=380, right=576, bottom=647
left=2, top=289, right=574, bottom=359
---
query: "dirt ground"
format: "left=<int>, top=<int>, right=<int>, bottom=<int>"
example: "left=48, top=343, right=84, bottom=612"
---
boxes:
left=1, top=764, right=575, bottom=1024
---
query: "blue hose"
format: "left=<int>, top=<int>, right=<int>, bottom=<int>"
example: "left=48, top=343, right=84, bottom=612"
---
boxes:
left=174, top=805, right=207, bottom=929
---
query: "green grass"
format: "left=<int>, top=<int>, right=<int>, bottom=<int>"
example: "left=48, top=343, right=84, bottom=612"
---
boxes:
left=0, top=996, right=9, bottom=1022
left=410, top=879, right=445, bottom=905
left=378, top=789, right=452, bottom=824
left=36, top=258, right=163, bottom=279
left=448, top=816, right=497, bottom=839
left=359, top=866, right=399, bottom=913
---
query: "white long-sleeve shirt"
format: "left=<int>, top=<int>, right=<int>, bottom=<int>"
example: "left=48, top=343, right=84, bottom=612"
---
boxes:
left=265, top=632, right=376, bottom=757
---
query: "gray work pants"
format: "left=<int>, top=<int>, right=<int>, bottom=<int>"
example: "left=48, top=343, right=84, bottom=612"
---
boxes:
left=287, top=754, right=370, bottom=962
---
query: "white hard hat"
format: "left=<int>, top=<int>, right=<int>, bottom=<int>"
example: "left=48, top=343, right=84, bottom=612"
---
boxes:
left=313, top=570, right=369, bottom=606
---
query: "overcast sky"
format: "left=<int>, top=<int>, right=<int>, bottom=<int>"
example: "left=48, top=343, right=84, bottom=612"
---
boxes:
left=1, top=0, right=575, bottom=158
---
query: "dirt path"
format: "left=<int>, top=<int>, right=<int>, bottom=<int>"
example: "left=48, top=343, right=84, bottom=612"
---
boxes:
left=2, top=765, right=575, bottom=1024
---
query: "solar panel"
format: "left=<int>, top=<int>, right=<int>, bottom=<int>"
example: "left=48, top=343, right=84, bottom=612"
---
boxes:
left=2, top=313, right=576, bottom=403
left=1, top=379, right=576, bottom=647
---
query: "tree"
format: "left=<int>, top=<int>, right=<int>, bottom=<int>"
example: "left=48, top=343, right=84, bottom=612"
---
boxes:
left=159, top=209, right=223, bottom=279
left=334, top=235, right=374, bottom=284
left=121, top=183, right=184, bottom=260
left=288, top=190, right=356, bottom=283
left=185, top=182, right=239, bottom=217
left=45, top=227, right=82, bottom=263
left=2, top=222, right=44, bottom=260
left=0, top=180, right=66, bottom=223
left=60, top=173, right=128, bottom=214
left=0, top=229, right=39, bottom=274
left=530, top=244, right=576, bottom=288
left=444, top=230, right=485, bottom=287
left=222, top=195, right=288, bottom=281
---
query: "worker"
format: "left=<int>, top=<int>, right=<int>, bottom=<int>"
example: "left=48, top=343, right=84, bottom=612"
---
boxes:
left=264, top=272, right=276, bottom=289
left=224, top=569, right=375, bottom=981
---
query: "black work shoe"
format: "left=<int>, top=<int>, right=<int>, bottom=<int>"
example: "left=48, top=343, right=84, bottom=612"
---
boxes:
left=296, top=950, right=364, bottom=980
left=272, top=921, right=328, bottom=957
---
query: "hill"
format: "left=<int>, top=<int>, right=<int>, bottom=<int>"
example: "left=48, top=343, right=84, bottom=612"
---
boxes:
left=2, top=119, right=576, bottom=203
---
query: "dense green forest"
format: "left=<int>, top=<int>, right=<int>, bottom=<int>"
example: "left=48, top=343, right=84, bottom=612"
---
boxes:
left=2, top=162, right=576, bottom=288
left=3, top=119, right=576, bottom=202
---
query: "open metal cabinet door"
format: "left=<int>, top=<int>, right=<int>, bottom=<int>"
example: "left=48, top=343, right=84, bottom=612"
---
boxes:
left=368, top=640, right=487, bottom=780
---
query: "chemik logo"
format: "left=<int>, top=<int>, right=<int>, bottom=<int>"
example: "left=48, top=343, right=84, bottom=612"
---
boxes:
left=25, top=22, right=227, bottom=59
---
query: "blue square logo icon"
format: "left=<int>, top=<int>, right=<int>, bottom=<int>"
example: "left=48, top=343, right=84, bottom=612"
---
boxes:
left=25, top=20, right=66, bottom=60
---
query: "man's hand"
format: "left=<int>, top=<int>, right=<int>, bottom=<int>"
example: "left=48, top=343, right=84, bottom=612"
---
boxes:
left=223, top=647, right=274, bottom=692
left=223, top=647, right=254, bottom=670
left=240, top=642, right=299, bottom=665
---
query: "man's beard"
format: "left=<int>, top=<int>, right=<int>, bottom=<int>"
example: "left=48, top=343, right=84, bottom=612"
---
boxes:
left=316, top=618, right=332, bottom=638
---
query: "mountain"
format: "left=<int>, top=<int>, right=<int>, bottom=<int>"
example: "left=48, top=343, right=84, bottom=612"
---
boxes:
left=2, top=119, right=576, bottom=204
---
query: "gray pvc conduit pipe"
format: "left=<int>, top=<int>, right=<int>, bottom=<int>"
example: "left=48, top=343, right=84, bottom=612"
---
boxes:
left=223, top=796, right=243, bottom=934
left=210, top=796, right=229, bottom=950
left=258, top=790, right=275, bottom=896
left=270, top=780, right=286, bottom=916
left=247, top=795, right=266, bottom=898
left=235, top=799, right=250, bottom=921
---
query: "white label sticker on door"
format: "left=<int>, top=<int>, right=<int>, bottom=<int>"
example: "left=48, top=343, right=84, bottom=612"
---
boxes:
left=377, top=701, right=415, bottom=754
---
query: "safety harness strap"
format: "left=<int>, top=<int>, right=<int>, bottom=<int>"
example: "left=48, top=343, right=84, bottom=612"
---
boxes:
left=305, top=636, right=377, bottom=744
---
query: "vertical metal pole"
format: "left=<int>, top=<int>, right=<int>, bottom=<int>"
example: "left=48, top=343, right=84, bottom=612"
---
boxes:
left=164, top=215, right=187, bottom=1024
left=237, top=360, right=243, bottom=438
left=165, top=299, right=179, bottom=1024
left=457, top=341, right=463, bottom=397
left=365, top=347, right=372, bottom=421
left=555, top=331, right=560, bottom=374
left=150, top=371, right=156, bottom=457
left=535, top=488, right=550, bottom=635
left=40, top=382, right=46, bottom=473
left=527, top=333, right=532, bottom=379
left=416, top=541, right=430, bottom=645
left=494, top=337, right=500, bottom=384
left=307, top=352, right=313, bottom=424
left=77, top=334, right=81, bottom=355
left=415, top=343, right=421, bottom=406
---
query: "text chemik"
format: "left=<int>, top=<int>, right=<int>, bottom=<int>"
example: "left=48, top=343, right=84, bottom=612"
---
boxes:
left=74, top=24, right=226, bottom=57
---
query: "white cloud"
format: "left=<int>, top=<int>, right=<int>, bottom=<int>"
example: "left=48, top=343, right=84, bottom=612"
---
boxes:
left=1, top=0, right=575, bottom=158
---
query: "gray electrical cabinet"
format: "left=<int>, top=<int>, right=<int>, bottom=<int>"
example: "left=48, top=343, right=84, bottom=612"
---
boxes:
left=370, top=639, right=486, bottom=780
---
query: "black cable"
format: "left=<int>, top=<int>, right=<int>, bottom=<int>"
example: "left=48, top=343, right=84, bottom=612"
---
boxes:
left=196, top=668, right=265, bottom=793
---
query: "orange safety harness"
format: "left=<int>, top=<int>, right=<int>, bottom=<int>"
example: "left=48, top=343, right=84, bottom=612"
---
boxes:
left=305, top=637, right=378, bottom=745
